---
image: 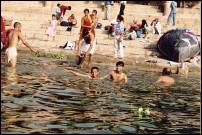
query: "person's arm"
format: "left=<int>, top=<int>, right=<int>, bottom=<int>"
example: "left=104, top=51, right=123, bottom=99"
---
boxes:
left=64, top=68, right=90, bottom=78
left=18, top=32, right=36, bottom=53
left=124, top=74, right=128, bottom=84
left=100, top=74, right=110, bottom=80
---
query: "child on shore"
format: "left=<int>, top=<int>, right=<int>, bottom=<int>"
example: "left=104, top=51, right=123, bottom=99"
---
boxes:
left=46, top=14, right=57, bottom=41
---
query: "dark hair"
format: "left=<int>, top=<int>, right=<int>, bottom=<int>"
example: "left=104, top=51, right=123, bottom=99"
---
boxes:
left=142, top=19, right=148, bottom=27
left=14, top=22, right=21, bottom=28
left=52, top=14, right=56, bottom=17
left=162, top=68, right=171, bottom=76
left=116, top=61, right=124, bottom=67
left=117, top=14, right=124, bottom=22
left=84, top=8, right=89, bottom=13
left=91, top=67, right=99, bottom=73
left=92, top=9, right=97, bottom=15
left=57, top=3, right=60, bottom=7
left=68, top=6, right=71, bottom=10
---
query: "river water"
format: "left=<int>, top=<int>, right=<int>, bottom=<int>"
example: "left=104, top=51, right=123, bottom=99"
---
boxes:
left=1, top=51, right=201, bottom=134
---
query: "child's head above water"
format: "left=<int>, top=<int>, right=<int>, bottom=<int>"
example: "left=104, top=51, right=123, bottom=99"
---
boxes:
left=116, top=61, right=124, bottom=67
left=91, top=67, right=99, bottom=78
left=116, top=61, right=124, bottom=72
left=162, top=68, right=171, bottom=76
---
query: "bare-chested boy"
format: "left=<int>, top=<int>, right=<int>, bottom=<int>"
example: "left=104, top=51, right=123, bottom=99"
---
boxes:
left=6, top=22, right=36, bottom=67
left=156, top=67, right=177, bottom=87
left=102, top=61, right=128, bottom=84
left=64, top=66, right=102, bottom=80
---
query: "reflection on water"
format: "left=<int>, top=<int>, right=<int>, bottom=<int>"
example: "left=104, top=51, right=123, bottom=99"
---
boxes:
left=1, top=52, right=201, bottom=134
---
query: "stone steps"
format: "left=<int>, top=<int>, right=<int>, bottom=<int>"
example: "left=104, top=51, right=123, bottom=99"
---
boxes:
left=2, top=1, right=200, bottom=36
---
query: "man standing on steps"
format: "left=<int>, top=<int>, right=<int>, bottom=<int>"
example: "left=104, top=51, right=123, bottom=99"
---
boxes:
left=103, top=1, right=113, bottom=20
left=167, top=1, right=177, bottom=26
left=6, top=22, right=36, bottom=68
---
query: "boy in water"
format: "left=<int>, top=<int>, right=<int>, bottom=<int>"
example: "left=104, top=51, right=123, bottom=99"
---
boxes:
left=6, top=22, right=36, bottom=67
left=104, top=61, right=128, bottom=84
left=156, top=67, right=177, bottom=87
left=64, top=66, right=101, bottom=80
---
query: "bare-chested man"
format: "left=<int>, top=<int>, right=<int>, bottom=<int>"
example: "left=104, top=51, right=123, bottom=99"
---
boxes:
left=6, top=22, right=36, bottom=67
left=103, top=61, right=128, bottom=85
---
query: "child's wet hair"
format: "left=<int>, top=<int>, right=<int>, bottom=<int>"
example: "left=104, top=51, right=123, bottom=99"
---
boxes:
left=91, top=67, right=99, bottom=73
left=162, top=68, right=171, bottom=76
left=52, top=14, right=56, bottom=17
left=116, top=61, right=124, bottom=67
left=14, top=22, right=21, bottom=28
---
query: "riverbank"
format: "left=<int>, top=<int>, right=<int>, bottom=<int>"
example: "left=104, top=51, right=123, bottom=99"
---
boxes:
left=17, top=47, right=200, bottom=76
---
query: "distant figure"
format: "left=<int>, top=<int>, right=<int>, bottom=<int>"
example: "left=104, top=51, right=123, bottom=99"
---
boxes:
left=90, top=9, right=98, bottom=38
left=59, top=14, right=77, bottom=27
left=140, top=19, right=149, bottom=38
left=156, top=67, right=178, bottom=87
left=6, top=22, right=36, bottom=67
left=119, top=1, right=127, bottom=16
left=67, top=14, right=77, bottom=27
left=114, top=15, right=125, bottom=59
left=55, top=3, right=61, bottom=20
left=104, top=1, right=113, bottom=20
left=128, top=18, right=142, bottom=39
left=167, top=1, right=177, bottom=26
left=60, top=5, right=71, bottom=18
left=46, top=14, right=57, bottom=41
left=151, top=18, right=161, bottom=35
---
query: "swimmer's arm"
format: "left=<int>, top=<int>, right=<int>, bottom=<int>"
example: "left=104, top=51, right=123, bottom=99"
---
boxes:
left=64, top=68, right=90, bottom=78
left=99, top=74, right=110, bottom=80
left=124, top=74, right=128, bottom=84
left=18, top=32, right=36, bottom=53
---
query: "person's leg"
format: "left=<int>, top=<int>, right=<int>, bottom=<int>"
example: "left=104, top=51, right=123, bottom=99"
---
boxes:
left=86, top=54, right=92, bottom=68
left=119, top=39, right=124, bottom=58
left=167, top=12, right=172, bottom=25
left=104, top=6, right=107, bottom=19
left=106, top=5, right=111, bottom=20
left=114, top=38, right=118, bottom=58
left=10, top=58, right=17, bottom=68
left=173, top=13, right=176, bottom=26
